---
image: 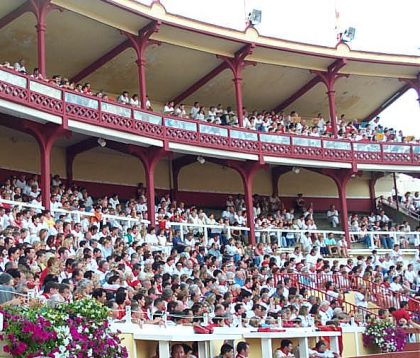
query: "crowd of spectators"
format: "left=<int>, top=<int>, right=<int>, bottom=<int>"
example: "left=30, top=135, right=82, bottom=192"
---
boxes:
left=0, top=172, right=418, bottom=318
left=1, top=59, right=419, bottom=144
left=164, top=100, right=417, bottom=144
left=0, top=59, right=420, bottom=358
left=376, top=191, right=420, bottom=219
left=348, top=206, right=420, bottom=249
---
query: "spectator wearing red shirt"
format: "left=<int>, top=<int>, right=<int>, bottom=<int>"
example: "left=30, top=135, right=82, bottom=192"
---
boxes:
left=392, top=301, right=420, bottom=328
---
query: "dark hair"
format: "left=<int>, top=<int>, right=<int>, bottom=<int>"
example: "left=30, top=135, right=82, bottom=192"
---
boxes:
left=281, top=339, right=293, bottom=349
left=236, top=341, right=249, bottom=354
left=220, top=343, right=234, bottom=354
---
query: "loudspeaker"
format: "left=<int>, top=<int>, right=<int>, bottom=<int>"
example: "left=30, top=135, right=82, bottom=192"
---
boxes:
left=342, top=27, right=356, bottom=42
left=249, top=9, right=262, bottom=26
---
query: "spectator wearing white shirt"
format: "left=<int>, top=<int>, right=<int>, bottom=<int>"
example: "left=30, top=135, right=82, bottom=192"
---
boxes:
left=163, top=101, right=175, bottom=115
left=404, top=264, right=416, bottom=289
left=326, top=205, right=340, bottom=228
left=117, top=91, right=130, bottom=105
left=190, top=102, right=200, bottom=119
left=14, top=59, right=26, bottom=73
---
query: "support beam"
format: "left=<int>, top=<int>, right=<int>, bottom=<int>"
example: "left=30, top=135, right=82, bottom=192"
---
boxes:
left=311, top=59, right=349, bottom=138
left=309, top=167, right=357, bottom=245
left=218, top=44, right=256, bottom=127
left=368, top=172, right=384, bottom=212
left=226, top=160, right=264, bottom=246
left=65, top=137, right=167, bottom=226
left=365, top=84, right=411, bottom=121
left=0, top=1, right=31, bottom=30
left=126, top=20, right=161, bottom=110
left=272, top=77, right=322, bottom=113
left=65, top=138, right=99, bottom=183
left=23, top=121, right=71, bottom=209
left=172, top=62, right=228, bottom=105
left=172, top=155, right=198, bottom=198
left=127, top=145, right=168, bottom=227
left=70, top=40, right=131, bottom=84
left=400, top=73, right=420, bottom=107
left=29, top=0, right=58, bottom=77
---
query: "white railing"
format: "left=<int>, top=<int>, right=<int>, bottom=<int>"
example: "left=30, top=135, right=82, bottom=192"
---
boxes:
left=0, top=198, right=44, bottom=210
left=0, top=198, right=149, bottom=229
left=1, top=198, right=419, bottom=248
left=350, top=230, right=420, bottom=248
left=51, top=207, right=150, bottom=229
left=167, top=222, right=250, bottom=245
left=255, top=228, right=345, bottom=247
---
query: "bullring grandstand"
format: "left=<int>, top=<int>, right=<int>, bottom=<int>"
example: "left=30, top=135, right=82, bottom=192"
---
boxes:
left=0, top=1, right=418, bottom=357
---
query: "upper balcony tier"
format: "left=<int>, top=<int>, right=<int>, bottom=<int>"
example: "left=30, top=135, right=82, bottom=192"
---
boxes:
left=0, top=68, right=419, bottom=171
left=0, top=0, right=419, bottom=126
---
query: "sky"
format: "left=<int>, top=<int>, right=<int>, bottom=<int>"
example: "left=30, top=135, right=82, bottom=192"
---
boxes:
left=140, top=0, right=420, bottom=137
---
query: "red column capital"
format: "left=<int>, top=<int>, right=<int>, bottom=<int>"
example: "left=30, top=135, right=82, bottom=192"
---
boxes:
left=29, top=0, right=59, bottom=77
left=309, top=168, right=357, bottom=246
left=226, top=160, right=266, bottom=246
left=400, top=73, right=420, bottom=105
left=24, top=122, right=71, bottom=209
left=128, top=146, right=168, bottom=227
left=126, top=21, right=161, bottom=110
left=217, top=44, right=256, bottom=127
left=311, top=59, right=349, bottom=138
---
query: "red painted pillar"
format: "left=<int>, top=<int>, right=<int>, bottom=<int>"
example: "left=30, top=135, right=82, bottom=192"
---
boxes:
left=218, top=44, right=255, bottom=127
left=368, top=178, right=376, bottom=212
left=336, top=178, right=350, bottom=243
left=136, top=57, right=147, bottom=109
left=233, top=76, right=244, bottom=126
left=128, top=146, right=167, bottom=227
left=30, top=0, right=55, bottom=77
left=311, top=59, right=349, bottom=138
left=24, top=123, right=69, bottom=209
left=368, top=173, right=383, bottom=212
left=312, top=168, right=356, bottom=246
left=126, top=21, right=161, bottom=110
left=228, top=160, right=263, bottom=246
left=326, top=90, right=338, bottom=137
left=242, top=172, right=256, bottom=245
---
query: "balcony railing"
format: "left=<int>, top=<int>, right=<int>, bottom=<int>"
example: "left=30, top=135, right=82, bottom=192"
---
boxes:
left=0, top=68, right=419, bottom=166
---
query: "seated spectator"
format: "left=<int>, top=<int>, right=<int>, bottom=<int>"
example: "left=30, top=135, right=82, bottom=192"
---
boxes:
left=117, top=91, right=130, bottom=105
left=274, top=339, right=294, bottom=357
left=309, top=340, right=339, bottom=358
left=13, top=59, right=27, bottom=74
left=326, top=205, right=339, bottom=228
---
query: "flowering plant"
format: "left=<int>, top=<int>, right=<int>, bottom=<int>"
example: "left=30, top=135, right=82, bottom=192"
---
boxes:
left=0, top=299, right=128, bottom=358
left=362, top=320, right=407, bottom=352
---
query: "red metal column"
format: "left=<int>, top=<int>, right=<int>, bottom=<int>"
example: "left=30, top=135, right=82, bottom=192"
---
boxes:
left=30, top=0, right=56, bottom=77
left=25, top=122, right=70, bottom=209
left=311, top=59, right=349, bottom=138
left=337, top=177, right=350, bottom=243
left=309, top=168, right=356, bottom=245
left=228, top=160, right=264, bottom=246
left=128, top=146, right=167, bottom=227
left=368, top=173, right=384, bottom=212
left=218, top=44, right=256, bottom=127
left=126, top=21, right=161, bottom=110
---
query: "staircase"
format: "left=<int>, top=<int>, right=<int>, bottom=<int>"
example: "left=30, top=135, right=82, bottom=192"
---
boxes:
left=274, top=273, right=377, bottom=319
left=276, top=273, right=420, bottom=323
left=381, top=201, right=420, bottom=228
